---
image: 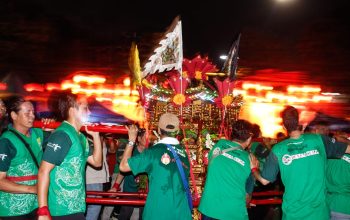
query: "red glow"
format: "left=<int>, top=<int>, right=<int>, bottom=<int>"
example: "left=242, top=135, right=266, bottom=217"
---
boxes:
left=237, top=76, right=335, bottom=137
left=24, top=83, right=45, bottom=92
left=0, top=83, right=7, bottom=90
left=45, top=83, right=61, bottom=91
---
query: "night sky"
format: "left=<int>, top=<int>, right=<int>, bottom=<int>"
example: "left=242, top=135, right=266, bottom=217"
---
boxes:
left=0, top=0, right=350, bottom=93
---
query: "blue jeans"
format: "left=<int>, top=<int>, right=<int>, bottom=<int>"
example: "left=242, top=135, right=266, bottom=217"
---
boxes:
left=331, top=211, right=350, bottom=220
left=85, top=183, right=103, bottom=220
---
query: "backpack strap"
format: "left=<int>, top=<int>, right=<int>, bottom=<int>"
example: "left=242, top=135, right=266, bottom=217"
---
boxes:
left=8, top=129, right=39, bottom=168
left=166, top=144, right=193, bottom=212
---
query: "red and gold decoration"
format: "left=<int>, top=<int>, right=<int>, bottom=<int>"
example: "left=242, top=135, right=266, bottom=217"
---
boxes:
left=139, top=54, right=243, bottom=220
left=213, top=77, right=237, bottom=138
left=182, top=56, right=217, bottom=81
left=168, top=75, right=189, bottom=106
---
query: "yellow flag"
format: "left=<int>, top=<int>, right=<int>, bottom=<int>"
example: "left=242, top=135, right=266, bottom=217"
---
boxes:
left=128, top=42, right=142, bottom=85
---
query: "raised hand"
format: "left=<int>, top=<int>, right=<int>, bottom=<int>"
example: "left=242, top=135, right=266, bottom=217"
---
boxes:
left=126, top=124, right=138, bottom=142
left=249, top=153, right=259, bottom=170
left=84, top=125, right=99, bottom=138
left=41, top=118, right=55, bottom=131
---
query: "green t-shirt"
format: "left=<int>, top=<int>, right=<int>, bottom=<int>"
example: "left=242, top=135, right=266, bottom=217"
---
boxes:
left=123, top=147, right=142, bottom=193
left=128, top=139, right=191, bottom=220
left=250, top=141, right=269, bottom=171
left=326, top=154, right=350, bottom=215
left=199, top=139, right=253, bottom=220
left=262, top=134, right=347, bottom=220
left=0, top=127, right=44, bottom=217
left=113, top=144, right=126, bottom=174
left=42, top=121, right=90, bottom=216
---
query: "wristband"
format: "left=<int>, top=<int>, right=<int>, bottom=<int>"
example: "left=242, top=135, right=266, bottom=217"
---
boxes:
left=112, top=182, right=120, bottom=191
left=251, top=167, right=258, bottom=173
left=37, top=206, right=52, bottom=219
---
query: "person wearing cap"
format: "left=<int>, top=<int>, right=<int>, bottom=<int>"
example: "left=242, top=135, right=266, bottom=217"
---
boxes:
left=119, top=113, right=191, bottom=220
left=251, top=106, right=350, bottom=220
left=198, top=119, right=255, bottom=220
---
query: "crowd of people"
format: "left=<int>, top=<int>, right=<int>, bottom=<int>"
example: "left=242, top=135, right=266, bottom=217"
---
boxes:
left=0, top=91, right=349, bottom=220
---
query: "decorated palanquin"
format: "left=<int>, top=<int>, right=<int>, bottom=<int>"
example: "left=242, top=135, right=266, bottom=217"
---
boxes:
left=128, top=17, right=243, bottom=219
left=137, top=55, right=243, bottom=219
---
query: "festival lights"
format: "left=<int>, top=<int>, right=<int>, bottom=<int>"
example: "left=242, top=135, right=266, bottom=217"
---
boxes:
left=61, top=80, right=81, bottom=90
left=73, top=74, right=106, bottom=84
left=0, top=83, right=7, bottom=90
left=45, top=83, right=61, bottom=91
left=123, top=77, right=131, bottom=87
left=240, top=103, right=284, bottom=138
left=242, top=83, right=273, bottom=91
left=20, top=72, right=337, bottom=137
left=24, top=83, right=45, bottom=92
left=239, top=84, right=333, bottom=137
left=287, top=86, right=321, bottom=93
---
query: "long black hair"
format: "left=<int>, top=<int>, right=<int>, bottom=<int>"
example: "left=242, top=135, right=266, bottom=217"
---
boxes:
left=4, top=96, right=26, bottom=123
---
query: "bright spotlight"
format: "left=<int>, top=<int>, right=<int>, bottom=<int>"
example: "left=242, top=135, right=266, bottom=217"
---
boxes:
left=276, top=0, right=294, bottom=3
left=123, top=77, right=131, bottom=87
left=220, top=55, right=227, bottom=60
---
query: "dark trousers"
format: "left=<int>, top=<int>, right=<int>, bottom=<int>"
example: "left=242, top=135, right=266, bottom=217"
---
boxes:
left=52, top=213, right=85, bottom=220
left=0, top=209, right=37, bottom=220
left=119, top=206, right=143, bottom=220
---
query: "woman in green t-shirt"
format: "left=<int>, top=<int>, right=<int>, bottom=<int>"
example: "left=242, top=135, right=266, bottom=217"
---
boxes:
left=0, top=96, right=45, bottom=219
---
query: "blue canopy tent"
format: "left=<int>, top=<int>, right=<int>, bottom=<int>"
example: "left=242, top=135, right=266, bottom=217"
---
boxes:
left=36, top=99, right=132, bottom=125
left=308, top=111, right=350, bottom=133
left=88, top=100, right=131, bottom=125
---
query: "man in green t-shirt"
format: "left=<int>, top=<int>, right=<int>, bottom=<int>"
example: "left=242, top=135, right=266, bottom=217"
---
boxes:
left=110, top=128, right=147, bottom=220
left=199, top=119, right=255, bottom=220
left=37, top=91, right=102, bottom=220
left=311, top=122, right=350, bottom=220
left=0, top=96, right=46, bottom=219
left=120, top=113, right=192, bottom=220
left=251, top=106, right=350, bottom=220
left=326, top=151, right=350, bottom=220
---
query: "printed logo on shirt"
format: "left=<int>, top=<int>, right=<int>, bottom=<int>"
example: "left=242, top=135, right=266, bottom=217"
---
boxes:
left=37, top=137, right=42, bottom=146
left=222, top=153, right=245, bottom=166
left=47, top=142, right=61, bottom=152
left=282, top=150, right=320, bottom=165
left=161, top=153, right=171, bottom=165
left=342, top=155, right=350, bottom=164
left=212, top=147, right=221, bottom=157
left=0, top=154, right=7, bottom=161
